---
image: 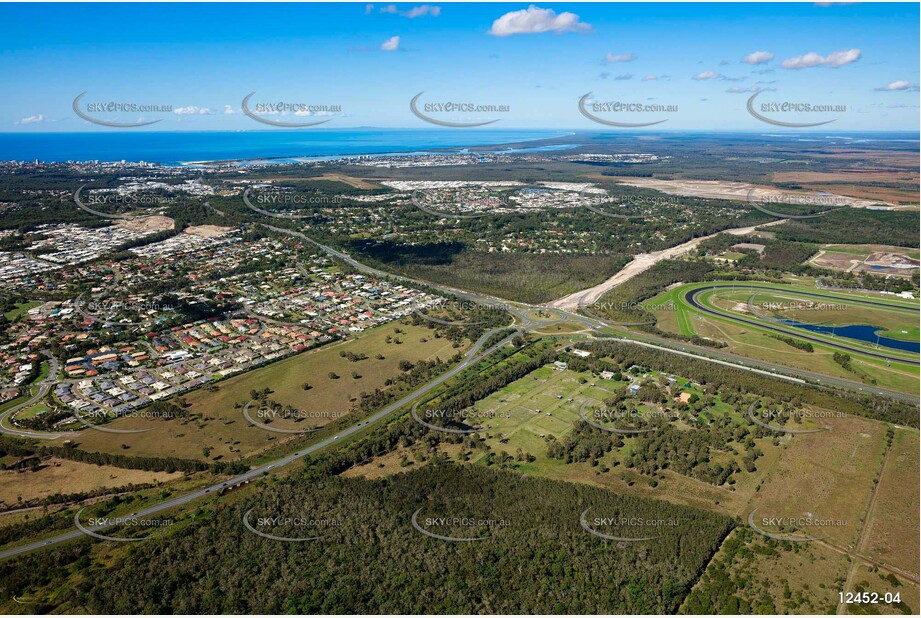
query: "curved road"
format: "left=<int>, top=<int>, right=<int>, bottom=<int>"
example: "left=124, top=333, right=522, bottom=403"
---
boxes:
left=571, top=300, right=918, bottom=404
left=0, top=324, right=524, bottom=561
left=0, top=355, right=75, bottom=440
left=4, top=226, right=917, bottom=560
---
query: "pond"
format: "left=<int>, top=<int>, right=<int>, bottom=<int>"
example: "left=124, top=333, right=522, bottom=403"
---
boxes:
left=777, top=320, right=919, bottom=354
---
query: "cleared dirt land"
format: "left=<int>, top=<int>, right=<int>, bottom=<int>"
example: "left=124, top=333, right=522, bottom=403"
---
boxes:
left=772, top=169, right=920, bottom=205
left=611, top=177, right=891, bottom=208
left=117, top=215, right=174, bottom=232
left=773, top=171, right=919, bottom=184
left=547, top=219, right=788, bottom=310
left=263, top=173, right=382, bottom=190
left=184, top=224, right=233, bottom=238
left=809, top=247, right=919, bottom=278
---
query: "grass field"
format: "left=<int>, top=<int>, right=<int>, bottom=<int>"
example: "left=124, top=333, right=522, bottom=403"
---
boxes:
left=654, top=306, right=920, bottom=394
left=822, top=244, right=921, bottom=260
left=713, top=288, right=919, bottom=339
left=682, top=528, right=848, bottom=614
left=3, top=302, right=40, bottom=322
left=862, top=429, right=921, bottom=578
left=646, top=281, right=919, bottom=394
left=10, top=402, right=52, bottom=421
left=341, top=355, right=918, bottom=614
left=877, top=326, right=920, bottom=342
left=683, top=527, right=852, bottom=614
left=53, top=321, right=466, bottom=463
left=843, top=563, right=919, bottom=615
left=530, top=321, right=592, bottom=335
left=0, top=361, right=52, bottom=419
left=346, top=362, right=895, bottom=526
left=743, top=413, right=888, bottom=549
left=0, top=457, right=182, bottom=507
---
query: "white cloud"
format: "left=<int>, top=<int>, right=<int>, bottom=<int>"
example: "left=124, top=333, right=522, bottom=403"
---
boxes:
left=874, top=80, right=917, bottom=92
left=381, top=4, right=440, bottom=18
left=693, top=71, right=721, bottom=80
left=780, top=48, right=861, bottom=69
left=641, top=75, right=658, bottom=81
left=380, top=35, right=401, bottom=51
left=223, top=105, right=238, bottom=115
left=174, top=106, right=212, bottom=115
left=603, top=52, right=635, bottom=63
left=614, top=73, right=633, bottom=81
left=488, top=5, right=591, bottom=37
left=726, top=85, right=771, bottom=94
left=16, top=114, right=44, bottom=125
left=742, top=51, right=774, bottom=65
left=365, top=4, right=374, bottom=14
left=405, top=4, right=440, bottom=18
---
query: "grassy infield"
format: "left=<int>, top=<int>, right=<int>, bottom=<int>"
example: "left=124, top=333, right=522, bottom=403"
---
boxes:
left=1, top=278, right=917, bottom=612
left=644, top=279, right=919, bottom=395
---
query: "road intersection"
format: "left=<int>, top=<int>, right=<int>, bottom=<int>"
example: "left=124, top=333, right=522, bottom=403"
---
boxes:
left=1, top=224, right=916, bottom=560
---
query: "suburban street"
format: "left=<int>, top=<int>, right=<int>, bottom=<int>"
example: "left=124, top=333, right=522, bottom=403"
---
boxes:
left=0, top=324, right=524, bottom=560
left=1, top=223, right=916, bottom=561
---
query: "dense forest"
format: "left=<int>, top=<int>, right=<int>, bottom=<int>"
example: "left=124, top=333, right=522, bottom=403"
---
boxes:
left=0, top=464, right=733, bottom=614
left=772, top=209, right=920, bottom=248
left=353, top=241, right=632, bottom=305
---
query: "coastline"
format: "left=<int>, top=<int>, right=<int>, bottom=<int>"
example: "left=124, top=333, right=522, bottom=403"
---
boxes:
left=0, top=129, right=576, bottom=167
left=179, top=135, right=578, bottom=167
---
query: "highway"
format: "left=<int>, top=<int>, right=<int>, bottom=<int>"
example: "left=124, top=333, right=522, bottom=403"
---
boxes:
left=0, top=225, right=562, bottom=560
left=584, top=334, right=917, bottom=403
left=0, top=325, right=523, bottom=561
left=570, top=302, right=919, bottom=404
left=3, top=225, right=917, bottom=560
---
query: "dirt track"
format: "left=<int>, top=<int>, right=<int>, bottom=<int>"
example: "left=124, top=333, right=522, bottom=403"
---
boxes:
left=547, top=219, right=788, bottom=310
left=610, top=177, right=891, bottom=209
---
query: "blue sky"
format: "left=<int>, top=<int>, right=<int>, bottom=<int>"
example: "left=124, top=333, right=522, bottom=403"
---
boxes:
left=1, top=2, right=918, bottom=131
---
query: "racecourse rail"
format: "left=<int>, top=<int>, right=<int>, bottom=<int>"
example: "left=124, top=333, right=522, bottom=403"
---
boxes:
left=683, top=283, right=919, bottom=366
left=2, top=230, right=917, bottom=561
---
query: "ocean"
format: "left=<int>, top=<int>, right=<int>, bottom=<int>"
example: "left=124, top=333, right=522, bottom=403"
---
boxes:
left=0, top=130, right=571, bottom=166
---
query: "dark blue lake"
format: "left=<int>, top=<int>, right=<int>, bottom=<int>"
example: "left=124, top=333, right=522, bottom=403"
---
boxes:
left=778, top=320, right=919, bottom=353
